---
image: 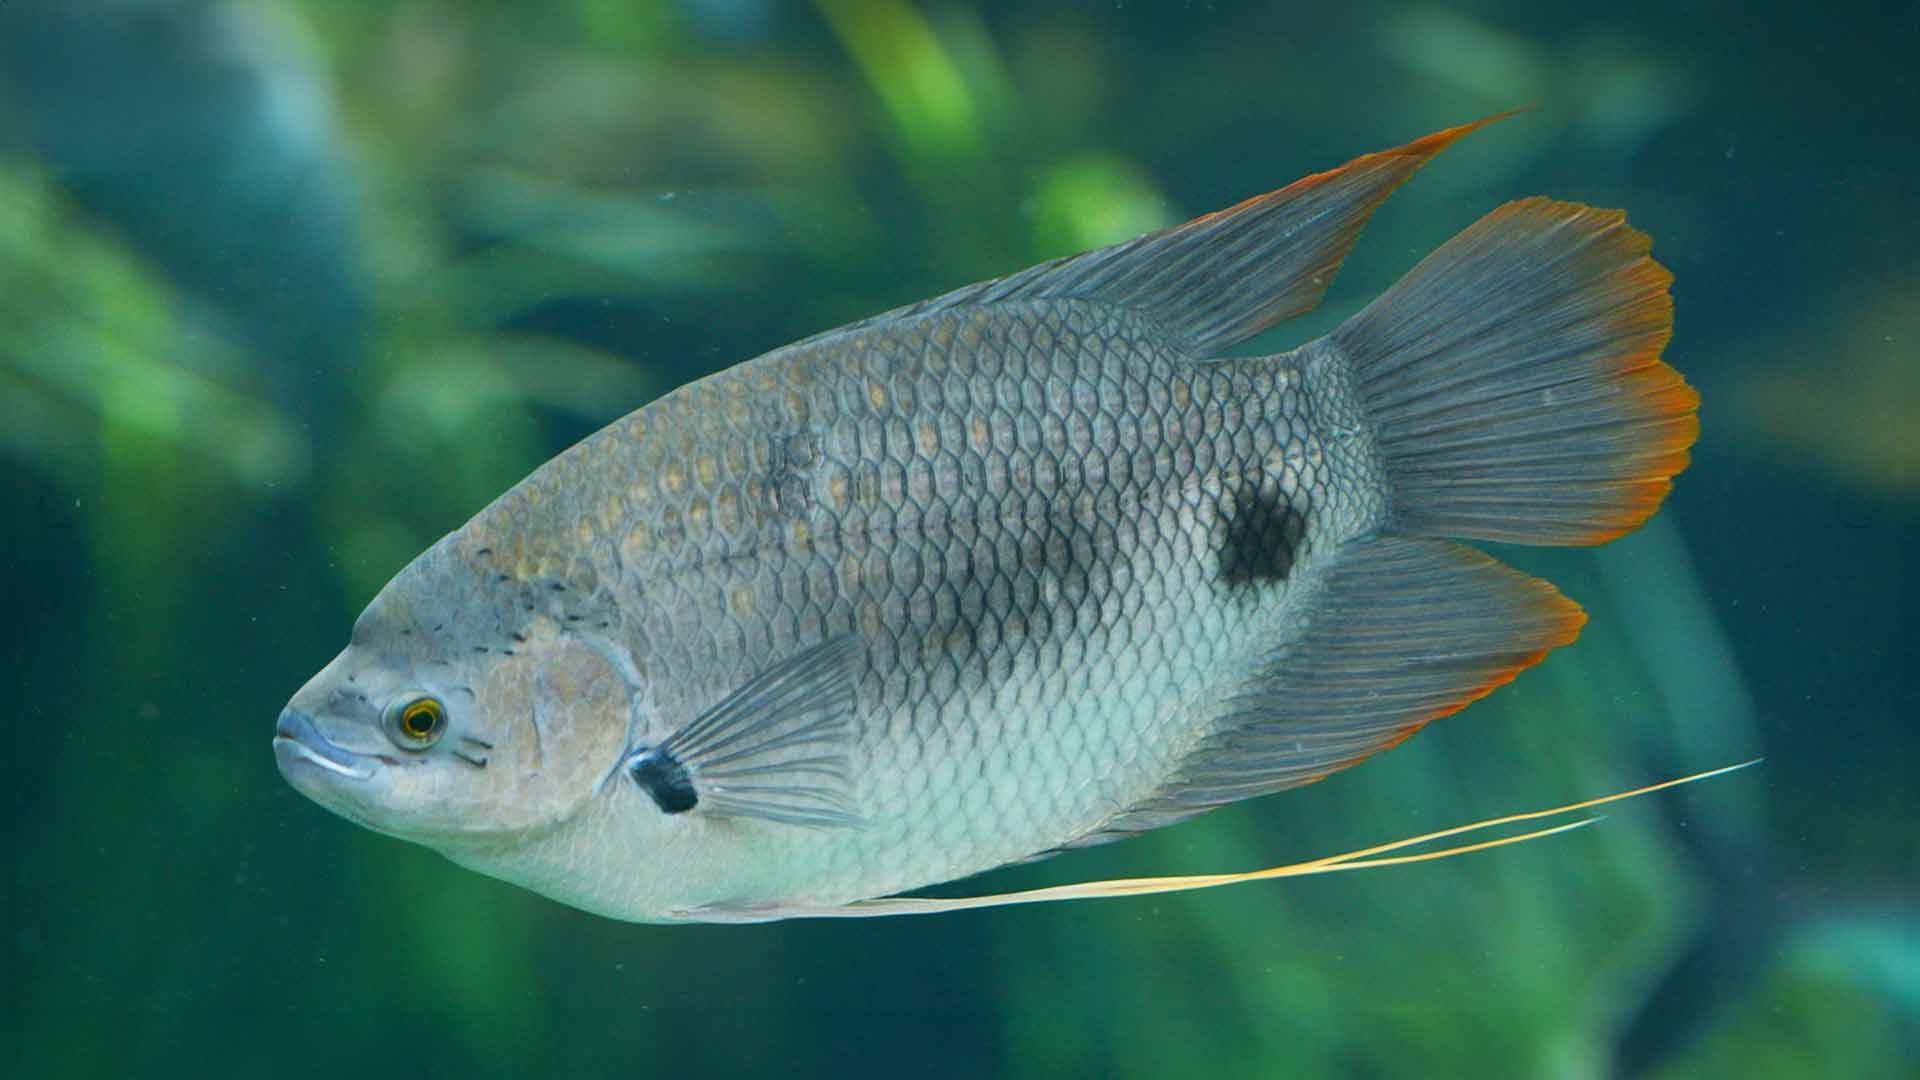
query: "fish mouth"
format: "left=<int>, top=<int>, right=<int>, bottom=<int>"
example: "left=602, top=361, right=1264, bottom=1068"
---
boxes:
left=274, top=708, right=376, bottom=782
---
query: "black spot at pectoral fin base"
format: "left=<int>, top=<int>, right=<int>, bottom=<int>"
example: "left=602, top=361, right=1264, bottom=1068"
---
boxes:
left=622, top=635, right=864, bottom=828
left=628, top=748, right=698, bottom=814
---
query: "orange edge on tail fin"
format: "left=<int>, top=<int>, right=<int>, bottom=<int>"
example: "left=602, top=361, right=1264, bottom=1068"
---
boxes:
left=1513, top=198, right=1698, bottom=547
left=1579, top=360, right=1701, bottom=546
left=1338, top=195, right=1699, bottom=548
left=777, top=760, right=1760, bottom=919
left=1510, top=199, right=1699, bottom=546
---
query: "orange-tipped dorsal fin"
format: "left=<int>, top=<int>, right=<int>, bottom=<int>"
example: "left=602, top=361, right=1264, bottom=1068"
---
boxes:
left=854, top=112, right=1518, bottom=356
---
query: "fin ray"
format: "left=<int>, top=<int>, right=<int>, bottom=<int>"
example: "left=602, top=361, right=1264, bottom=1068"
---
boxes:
left=625, top=635, right=863, bottom=828
left=1068, top=535, right=1584, bottom=847
left=843, top=113, right=1516, bottom=355
left=1325, top=196, right=1698, bottom=546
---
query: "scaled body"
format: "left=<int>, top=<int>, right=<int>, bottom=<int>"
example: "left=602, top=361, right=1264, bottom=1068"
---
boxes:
left=277, top=117, right=1695, bottom=922
left=452, top=300, right=1373, bottom=917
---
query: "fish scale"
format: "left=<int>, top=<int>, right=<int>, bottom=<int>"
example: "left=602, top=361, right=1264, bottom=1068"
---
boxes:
left=277, top=117, right=1699, bottom=922
left=461, top=298, right=1339, bottom=909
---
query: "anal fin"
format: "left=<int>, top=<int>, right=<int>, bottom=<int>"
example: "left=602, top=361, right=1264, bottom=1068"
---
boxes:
left=1081, top=535, right=1585, bottom=844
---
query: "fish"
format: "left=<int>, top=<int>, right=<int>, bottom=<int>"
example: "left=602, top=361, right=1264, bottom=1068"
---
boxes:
left=275, top=114, right=1710, bottom=923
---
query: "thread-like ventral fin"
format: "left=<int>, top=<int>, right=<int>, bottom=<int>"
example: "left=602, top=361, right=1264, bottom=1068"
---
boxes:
left=1329, top=196, right=1698, bottom=546
left=859, top=113, right=1515, bottom=355
left=1065, top=535, right=1585, bottom=847
left=673, top=762, right=1760, bottom=921
left=624, top=635, right=863, bottom=828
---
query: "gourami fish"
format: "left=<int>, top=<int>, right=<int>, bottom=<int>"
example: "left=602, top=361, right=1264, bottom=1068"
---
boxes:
left=275, top=114, right=1716, bottom=923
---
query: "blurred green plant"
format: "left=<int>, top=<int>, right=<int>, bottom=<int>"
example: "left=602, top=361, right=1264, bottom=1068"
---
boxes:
left=0, top=164, right=308, bottom=490
left=817, top=0, right=986, bottom=166
left=1656, top=916, right=1920, bottom=1078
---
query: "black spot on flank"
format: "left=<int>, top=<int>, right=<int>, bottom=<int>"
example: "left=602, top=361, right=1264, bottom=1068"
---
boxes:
left=549, top=583, right=567, bottom=592
left=496, top=573, right=511, bottom=583
left=473, top=646, right=489, bottom=653
left=628, top=748, right=698, bottom=814
left=502, top=649, right=516, bottom=656
left=476, top=547, right=493, bottom=557
left=510, top=632, right=527, bottom=643
left=1218, top=482, right=1308, bottom=589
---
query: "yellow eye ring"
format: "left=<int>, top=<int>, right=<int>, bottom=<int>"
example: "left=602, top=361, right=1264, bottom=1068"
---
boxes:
left=389, top=696, right=446, bottom=748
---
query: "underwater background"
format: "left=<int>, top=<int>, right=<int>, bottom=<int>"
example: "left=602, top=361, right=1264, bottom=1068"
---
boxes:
left=2, top=1, right=1915, bottom=1076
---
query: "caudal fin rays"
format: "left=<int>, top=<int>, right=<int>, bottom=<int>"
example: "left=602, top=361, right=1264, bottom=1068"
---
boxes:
left=1332, top=196, right=1699, bottom=546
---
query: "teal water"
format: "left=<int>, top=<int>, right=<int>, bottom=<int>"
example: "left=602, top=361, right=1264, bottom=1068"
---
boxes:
left=3, top=2, right=1915, bottom=1076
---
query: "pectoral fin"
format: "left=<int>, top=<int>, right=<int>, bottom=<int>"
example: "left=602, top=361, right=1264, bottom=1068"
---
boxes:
left=625, top=635, right=863, bottom=828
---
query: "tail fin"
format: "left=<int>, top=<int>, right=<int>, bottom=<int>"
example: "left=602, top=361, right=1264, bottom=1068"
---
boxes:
left=1331, top=197, right=1698, bottom=546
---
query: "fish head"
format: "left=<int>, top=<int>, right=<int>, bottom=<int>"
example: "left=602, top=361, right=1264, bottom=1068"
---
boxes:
left=274, top=538, right=633, bottom=850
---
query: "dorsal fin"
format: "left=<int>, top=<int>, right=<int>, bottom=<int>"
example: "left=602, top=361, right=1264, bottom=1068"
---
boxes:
left=861, top=113, right=1515, bottom=356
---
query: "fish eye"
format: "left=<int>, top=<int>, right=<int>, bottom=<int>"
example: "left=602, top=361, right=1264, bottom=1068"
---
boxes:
left=385, top=695, right=447, bottom=750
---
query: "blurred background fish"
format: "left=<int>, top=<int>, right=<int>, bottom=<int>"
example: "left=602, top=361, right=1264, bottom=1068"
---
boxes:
left=2, top=1, right=1914, bottom=1077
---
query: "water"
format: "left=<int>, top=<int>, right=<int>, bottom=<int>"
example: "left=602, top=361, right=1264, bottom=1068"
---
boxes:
left=3, top=1, right=1915, bottom=1076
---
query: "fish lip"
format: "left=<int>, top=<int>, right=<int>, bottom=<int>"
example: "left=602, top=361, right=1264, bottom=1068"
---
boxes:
left=274, top=708, right=376, bottom=782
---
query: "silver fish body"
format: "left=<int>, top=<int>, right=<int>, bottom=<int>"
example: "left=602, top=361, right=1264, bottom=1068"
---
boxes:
left=277, top=116, right=1695, bottom=922
left=446, top=301, right=1372, bottom=915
